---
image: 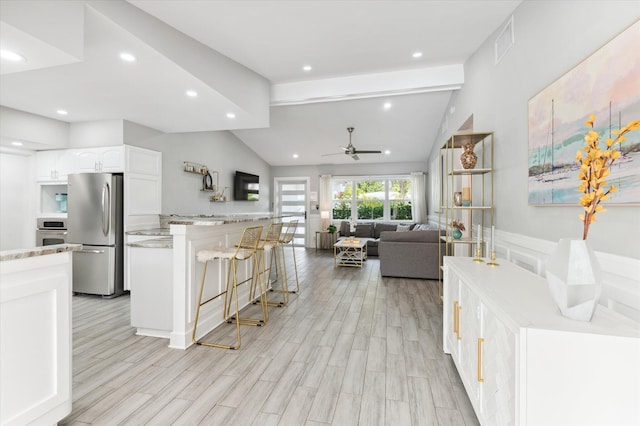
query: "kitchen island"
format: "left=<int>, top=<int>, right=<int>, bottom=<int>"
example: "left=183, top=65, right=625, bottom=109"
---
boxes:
left=128, top=213, right=288, bottom=349
left=1, top=244, right=80, bottom=426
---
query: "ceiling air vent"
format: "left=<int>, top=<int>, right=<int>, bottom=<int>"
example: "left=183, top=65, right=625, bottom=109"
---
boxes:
left=495, top=15, right=514, bottom=65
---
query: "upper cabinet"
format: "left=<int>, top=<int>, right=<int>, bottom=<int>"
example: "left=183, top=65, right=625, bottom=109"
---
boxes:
left=37, top=146, right=125, bottom=181
left=36, top=150, right=73, bottom=182
left=71, top=146, right=125, bottom=174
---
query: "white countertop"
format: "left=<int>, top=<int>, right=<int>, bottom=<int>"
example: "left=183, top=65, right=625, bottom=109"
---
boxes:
left=0, top=243, right=82, bottom=262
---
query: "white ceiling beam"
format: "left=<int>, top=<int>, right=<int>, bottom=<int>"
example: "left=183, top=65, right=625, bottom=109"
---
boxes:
left=271, top=64, right=464, bottom=106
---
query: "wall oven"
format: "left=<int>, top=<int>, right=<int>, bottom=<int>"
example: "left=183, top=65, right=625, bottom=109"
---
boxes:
left=36, top=217, right=68, bottom=246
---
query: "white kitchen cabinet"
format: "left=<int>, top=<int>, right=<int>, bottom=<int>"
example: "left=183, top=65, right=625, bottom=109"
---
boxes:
left=1, top=249, right=75, bottom=425
left=128, top=239, right=173, bottom=338
left=70, top=146, right=124, bottom=173
left=123, top=146, right=162, bottom=230
left=37, top=146, right=125, bottom=180
left=36, top=150, right=72, bottom=182
left=443, top=257, right=640, bottom=426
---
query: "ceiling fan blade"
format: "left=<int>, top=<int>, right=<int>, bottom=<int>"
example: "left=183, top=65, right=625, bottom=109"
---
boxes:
left=351, top=154, right=360, bottom=160
left=321, top=152, right=343, bottom=157
left=354, top=150, right=382, bottom=154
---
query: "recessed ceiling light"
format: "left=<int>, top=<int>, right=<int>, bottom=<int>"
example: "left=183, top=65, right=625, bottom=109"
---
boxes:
left=11, top=141, right=23, bottom=146
left=186, top=90, right=198, bottom=97
left=302, top=65, right=312, bottom=72
left=383, top=102, right=392, bottom=110
left=293, top=154, right=299, bottom=159
left=56, top=109, right=68, bottom=116
left=119, top=52, right=136, bottom=62
left=412, top=51, right=423, bottom=58
left=226, top=112, right=236, bottom=119
left=1, top=49, right=26, bottom=62
left=384, top=150, right=391, bottom=155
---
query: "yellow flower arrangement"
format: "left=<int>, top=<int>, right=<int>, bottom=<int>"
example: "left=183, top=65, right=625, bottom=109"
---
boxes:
left=576, top=115, right=640, bottom=240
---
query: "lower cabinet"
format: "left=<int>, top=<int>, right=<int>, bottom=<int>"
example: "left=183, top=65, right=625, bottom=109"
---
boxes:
left=129, top=241, right=173, bottom=338
left=444, top=265, right=516, bottom=424
left=443, top=257, right=640, bottom=426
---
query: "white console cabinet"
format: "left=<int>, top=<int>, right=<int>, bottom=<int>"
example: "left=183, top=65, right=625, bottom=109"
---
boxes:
left=443, top=257, right=640, bottom=426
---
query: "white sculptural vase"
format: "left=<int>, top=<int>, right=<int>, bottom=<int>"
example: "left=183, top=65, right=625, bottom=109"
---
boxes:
left=545, top=238, right=602, bottom=322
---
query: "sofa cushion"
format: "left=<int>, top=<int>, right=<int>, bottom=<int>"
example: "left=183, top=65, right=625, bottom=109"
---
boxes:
left=397, top=224, right=411, bottom=232
left=354, top=224, right=373, bottom=238
left=339, top=221, right=351, bottom=237
left=373, top=223, right=397, bottom=238
left=413, top=223, right=437, bottom=231
left=380, top=229, right=442, bottom=243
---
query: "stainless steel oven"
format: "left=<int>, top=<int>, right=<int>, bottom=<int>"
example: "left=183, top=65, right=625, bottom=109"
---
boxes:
left=36, top=217, right=68, bottom=246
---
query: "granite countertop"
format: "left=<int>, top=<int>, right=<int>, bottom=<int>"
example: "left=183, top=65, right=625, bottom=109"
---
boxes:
left=127, top=237, right=173, bottom=249
left=126, top=228, right=171, bottom=236
left=0, top=244, right=82, bottom=262
left=161, top=213, right=289, bottom=227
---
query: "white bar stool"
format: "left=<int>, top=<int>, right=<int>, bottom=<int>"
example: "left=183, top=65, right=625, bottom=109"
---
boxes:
left=254, top=222, right=287, bottom=308
left=278, top=220, right=300, bottom=294
left=191, top=225, right=263, bottom=350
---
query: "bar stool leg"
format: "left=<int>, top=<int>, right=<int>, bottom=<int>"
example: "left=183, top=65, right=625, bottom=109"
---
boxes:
left=266, top=243, right=289, bottom=307
left=193, top=259, right=241, bottom=350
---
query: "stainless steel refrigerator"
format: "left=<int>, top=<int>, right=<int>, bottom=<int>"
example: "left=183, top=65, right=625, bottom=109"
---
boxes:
left=67, top=173, right=124, bottom=297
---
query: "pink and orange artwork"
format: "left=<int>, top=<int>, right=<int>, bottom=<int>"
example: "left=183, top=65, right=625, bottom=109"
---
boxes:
left=528, top=20, right=640, bottom=205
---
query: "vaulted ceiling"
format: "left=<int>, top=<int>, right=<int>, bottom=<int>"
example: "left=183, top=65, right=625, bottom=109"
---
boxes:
left=0, top=0, right=522, bottom=165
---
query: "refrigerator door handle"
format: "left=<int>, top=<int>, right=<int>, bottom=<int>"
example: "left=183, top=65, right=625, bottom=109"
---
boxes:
left=102, top=182, right=110, bottom=237
left=78, top=249, right=106, bottom=254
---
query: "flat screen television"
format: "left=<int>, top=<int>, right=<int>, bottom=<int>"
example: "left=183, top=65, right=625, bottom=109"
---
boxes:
left=233, top=171, right=259, bottom=201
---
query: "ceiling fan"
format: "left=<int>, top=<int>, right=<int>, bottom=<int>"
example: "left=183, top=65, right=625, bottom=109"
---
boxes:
left=323, top=127, right=382, bottom=160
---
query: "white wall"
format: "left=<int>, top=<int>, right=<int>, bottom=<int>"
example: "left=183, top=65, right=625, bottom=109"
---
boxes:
left=0, top=152, right=36, bottom=250
left=429, top=0, right=640, bottom=259
left=130, top=130, right=272, bottom=215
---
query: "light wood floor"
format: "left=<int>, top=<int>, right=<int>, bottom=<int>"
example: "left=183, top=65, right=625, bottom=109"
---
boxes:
left=61, top=248, right=479, bottom=426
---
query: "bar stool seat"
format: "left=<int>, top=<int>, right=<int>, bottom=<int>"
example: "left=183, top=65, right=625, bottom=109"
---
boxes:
left=192, top=225, right=263, bottom=350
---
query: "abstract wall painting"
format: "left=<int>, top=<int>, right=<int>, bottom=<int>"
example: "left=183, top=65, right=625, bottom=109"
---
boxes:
left=528, top=20, right=640, bottom=205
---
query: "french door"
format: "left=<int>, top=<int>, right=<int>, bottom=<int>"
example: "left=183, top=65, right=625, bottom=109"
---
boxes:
left=274, top=177, right=309, bottom=246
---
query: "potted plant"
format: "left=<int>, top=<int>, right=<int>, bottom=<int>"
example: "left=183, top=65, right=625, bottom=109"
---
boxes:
left=327, top=224, right=337, bottom=234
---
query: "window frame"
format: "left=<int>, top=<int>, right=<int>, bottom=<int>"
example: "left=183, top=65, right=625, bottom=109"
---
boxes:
left=331, top=175, right=413, bottom=222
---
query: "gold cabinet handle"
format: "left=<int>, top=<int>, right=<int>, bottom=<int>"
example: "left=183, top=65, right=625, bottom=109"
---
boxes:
left=457, top=303, right=462, bottom=340
left=477, top=338, right=485, bottom=382
left=453, top=301, right=459, bottom=337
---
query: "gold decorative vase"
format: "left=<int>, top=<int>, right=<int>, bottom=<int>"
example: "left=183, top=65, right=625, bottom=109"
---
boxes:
left=460, top=142, right=477, bottom=169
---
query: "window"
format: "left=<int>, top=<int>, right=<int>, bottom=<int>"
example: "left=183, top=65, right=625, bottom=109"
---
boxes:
left=331, top=176, right=412, bottom=221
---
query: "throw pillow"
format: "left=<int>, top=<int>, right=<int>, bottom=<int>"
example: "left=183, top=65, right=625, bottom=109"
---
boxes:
left=373, top=223, right=397, bottom=238
left=397, top=224, right=411, bottom=232
left=339, top=221, right=350, bottom=236
left=354, top=224, right=373, bottom=238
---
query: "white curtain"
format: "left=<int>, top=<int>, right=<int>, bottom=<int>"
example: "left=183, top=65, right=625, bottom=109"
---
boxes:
left=319, top=174, right=332, bottom=226
left=411, top=172, right=427, bottom=224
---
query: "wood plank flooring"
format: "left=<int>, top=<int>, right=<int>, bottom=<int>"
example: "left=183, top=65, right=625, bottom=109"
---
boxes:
left=60, top=248, right=479, bottom=426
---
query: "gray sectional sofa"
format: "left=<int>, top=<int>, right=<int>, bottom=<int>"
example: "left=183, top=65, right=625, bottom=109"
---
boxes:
left=378, top=229, right=444, bottom=280
left=337, top=221, right=399, bottom=256
left=336, top=221, right=444, bottom=279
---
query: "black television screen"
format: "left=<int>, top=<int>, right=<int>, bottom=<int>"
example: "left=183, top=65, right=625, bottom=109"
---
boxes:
left=233, top=171, right=259, bottom=201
